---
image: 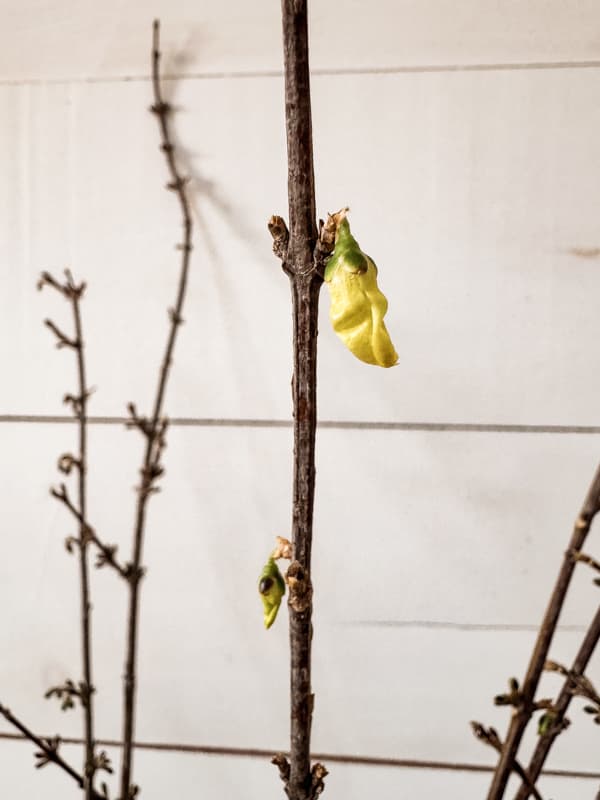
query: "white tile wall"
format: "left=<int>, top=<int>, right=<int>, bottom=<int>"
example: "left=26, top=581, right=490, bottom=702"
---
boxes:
left=2, top=1, right=600, bottom=81
left=2, top=2, right=600, bottom=798
left=1, top=425, right=599, bottom=791
left=3, top=67, right=600, bottom=423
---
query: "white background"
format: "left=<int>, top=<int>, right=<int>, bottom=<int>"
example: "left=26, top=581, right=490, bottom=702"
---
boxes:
left=1, top=1, right=600, bottom=798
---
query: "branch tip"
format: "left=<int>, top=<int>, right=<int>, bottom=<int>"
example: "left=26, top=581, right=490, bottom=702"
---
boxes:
left=44, top=318, right=79, bottom=349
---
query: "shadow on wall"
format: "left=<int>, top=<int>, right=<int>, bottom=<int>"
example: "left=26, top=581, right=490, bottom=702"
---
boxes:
left=159, top=30, right=273, bottom=275
left=568, top=247, right=600, bottom=259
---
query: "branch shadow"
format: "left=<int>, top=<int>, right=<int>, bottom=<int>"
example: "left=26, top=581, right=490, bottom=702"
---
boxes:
left=158, top=33, right=274, bottom=275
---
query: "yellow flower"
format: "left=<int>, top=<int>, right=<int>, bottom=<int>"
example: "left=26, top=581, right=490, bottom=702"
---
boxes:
left=324, top=212, right=398, bottom=368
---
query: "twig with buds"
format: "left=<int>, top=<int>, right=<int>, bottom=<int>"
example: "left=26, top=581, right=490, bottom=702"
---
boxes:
left=118, top=20, right=194, bottom=800
left=39, top=268, right=97, bottom=797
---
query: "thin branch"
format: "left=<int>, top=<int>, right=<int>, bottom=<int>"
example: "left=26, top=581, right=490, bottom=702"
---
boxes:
left=44, top=318, right=80, bottom=349
left=514, top=604, right=600, bottom=799
left=471, top=723, right=545, bottom=800
left=37, top=269, right=86, bottom=300
left=0, top=703, right=104, bottom=800
left=45, top=679, right=94, bottom=712
left=51, top=483, right=128, bottom=578
left=118, top=19, right=193, bottom=800
left=71, top=273, right=95, bottom=798
left=41, top=269, right=96, bottom=797
left=544, top=659, right=600, bottom=706
left=570, top=549, right=600, bottom=584
left=487, top=463, right=600, bottom=800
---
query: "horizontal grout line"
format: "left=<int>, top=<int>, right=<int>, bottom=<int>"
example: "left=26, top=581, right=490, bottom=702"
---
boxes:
left=2, top=59, right=600, bottom=87
left=0, top=733, right=598, bottom=780
left=343, top=620, right=588, bottom=633
left=1, top=414, right=600, bottom=435
left=317, top=60, right=600, bottom=75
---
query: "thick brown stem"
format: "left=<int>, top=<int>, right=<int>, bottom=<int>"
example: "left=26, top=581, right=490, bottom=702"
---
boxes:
left=279, top=2, right=321, bottom=799
left=287, top=275, right=320, bottom=800
left=514, top=603, right=600, bottom=800
left=118, top=20, right=193, bottom=800
left=488, top=463, right=600, bottom=799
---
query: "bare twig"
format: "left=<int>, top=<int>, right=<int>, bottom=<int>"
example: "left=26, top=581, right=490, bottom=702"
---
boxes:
left=118, top=19, right=193, bottom=800
left=544, top=659, right=600, bottom=706
left=41, top=269, right=96, bottom=797
left=266, top=3, right=334, bottom=799
left=0, top=703, right=104, bottom=799
left=45, top=679, right=94, bottom=712
left=70, top=274, right=95, bottom=797
left=51, top=483, right=128, bottom=578
left=570, top=549, right=600, bottom=585
left=514, top=605, right=600, bottom=799
left=44, top=319, right=79, bottom=349
left=487, top=463, right=600, bottom=799
left=37, top=269, right=86, bottom=300
left=493, top=677, right=553, bottom=714
left=471, top=723, right=545, bottom=800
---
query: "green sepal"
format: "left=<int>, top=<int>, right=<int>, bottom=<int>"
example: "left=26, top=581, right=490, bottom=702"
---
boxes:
left=324, top=219, right=368, bottom=281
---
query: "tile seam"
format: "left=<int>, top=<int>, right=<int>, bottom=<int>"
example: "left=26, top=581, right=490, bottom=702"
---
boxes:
left=1, top=59, right=600, bottom=87
left=1, top=414, right=599, bottom=434
left=0, top=732, right=597, bottom=779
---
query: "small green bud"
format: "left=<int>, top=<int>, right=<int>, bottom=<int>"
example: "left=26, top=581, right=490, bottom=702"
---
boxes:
left=258, top=557, right=286, bottom=629
left=538, top=711, right=555, bottom=736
